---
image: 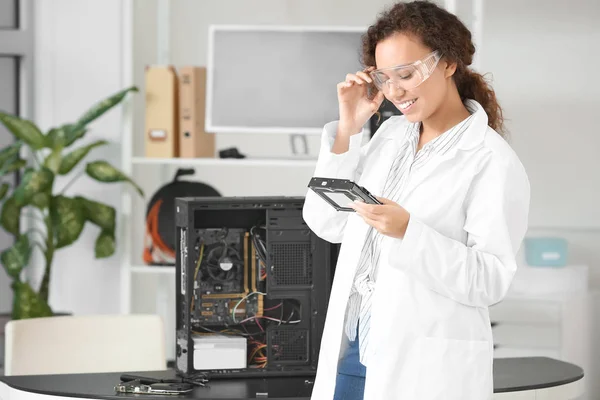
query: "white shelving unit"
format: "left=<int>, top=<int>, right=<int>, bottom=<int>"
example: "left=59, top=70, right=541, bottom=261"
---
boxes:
left=130, top=265, right=176, bottom=275
left=118, top=1, right=320, bottom=362
left=132, top=157, right=317, bottom=167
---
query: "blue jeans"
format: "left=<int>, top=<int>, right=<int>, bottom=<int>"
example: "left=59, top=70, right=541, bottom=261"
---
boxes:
left=333, top=329, right=366, bottom=400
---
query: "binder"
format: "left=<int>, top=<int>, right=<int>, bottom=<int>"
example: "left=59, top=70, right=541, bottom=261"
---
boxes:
left=178, top=66, right=215, bottom=158
left=144, top=65, right=179, bottom=158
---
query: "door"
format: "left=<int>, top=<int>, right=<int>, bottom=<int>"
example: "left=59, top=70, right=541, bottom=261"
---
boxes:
left=0, top=0, right=33, bottom=316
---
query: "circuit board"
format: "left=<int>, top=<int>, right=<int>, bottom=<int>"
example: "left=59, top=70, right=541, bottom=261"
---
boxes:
left=193, top=296, right=262, bottom=325
left=192, top=228, right=264, bottom=326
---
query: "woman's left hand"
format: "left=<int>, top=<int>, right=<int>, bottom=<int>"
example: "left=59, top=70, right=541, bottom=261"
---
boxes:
left=349, top=197, right=410, bottom=239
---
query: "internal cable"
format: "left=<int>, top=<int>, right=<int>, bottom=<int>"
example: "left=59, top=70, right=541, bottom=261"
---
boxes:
left=190, top=242, right=205, bottom=313
left=238, top=315, right=300, bottom=325
left=231, top=291, right=266, bottom=323
left=250, top=225, right=267, bottom=265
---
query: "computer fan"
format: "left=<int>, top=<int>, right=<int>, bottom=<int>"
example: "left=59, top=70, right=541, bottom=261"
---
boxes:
left=203, top=242, right=242, bottom=286
left=196, top=228, right=246, bottom=295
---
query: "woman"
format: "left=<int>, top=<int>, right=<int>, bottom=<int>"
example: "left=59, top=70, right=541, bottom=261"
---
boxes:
left=302, top=1, right=530, bottom=399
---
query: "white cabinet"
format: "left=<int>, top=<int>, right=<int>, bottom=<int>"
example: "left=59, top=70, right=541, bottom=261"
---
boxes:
left=491, top=295, right=590, bottom=363
left=490, top=265, right=592, bottom=399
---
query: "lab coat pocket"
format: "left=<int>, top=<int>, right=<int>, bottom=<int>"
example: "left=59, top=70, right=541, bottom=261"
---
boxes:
left=416, top=337, right=492, bottom=400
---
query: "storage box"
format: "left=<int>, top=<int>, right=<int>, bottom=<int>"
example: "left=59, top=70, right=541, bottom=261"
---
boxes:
left=193, top=335, right=247, bottom=370
left=524, top=237, right=568, bottom=267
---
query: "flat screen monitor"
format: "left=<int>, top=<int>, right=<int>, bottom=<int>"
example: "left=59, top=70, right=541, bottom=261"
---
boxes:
left=206, top=25, right=366, bottom=135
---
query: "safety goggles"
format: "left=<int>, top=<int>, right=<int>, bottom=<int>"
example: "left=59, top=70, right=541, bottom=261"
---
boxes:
left=370, top=50, right=442, bottom=93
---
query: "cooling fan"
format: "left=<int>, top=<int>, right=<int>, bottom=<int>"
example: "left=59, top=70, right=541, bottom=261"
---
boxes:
left=199, top=235, right=245, bottom=295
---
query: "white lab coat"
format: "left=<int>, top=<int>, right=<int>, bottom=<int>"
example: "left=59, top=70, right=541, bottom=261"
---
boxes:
left=302, top=100, right=530, bottom=400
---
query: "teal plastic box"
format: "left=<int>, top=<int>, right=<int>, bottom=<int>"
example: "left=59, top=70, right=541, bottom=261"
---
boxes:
left=524, top=237, right=568, bottom=267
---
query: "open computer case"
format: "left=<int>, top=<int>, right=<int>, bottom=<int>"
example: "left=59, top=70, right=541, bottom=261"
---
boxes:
left=174, top=196, right=339, bottom=378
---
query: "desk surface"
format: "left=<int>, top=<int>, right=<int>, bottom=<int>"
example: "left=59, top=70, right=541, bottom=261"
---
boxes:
left=0, top=357, right=584, bottom=399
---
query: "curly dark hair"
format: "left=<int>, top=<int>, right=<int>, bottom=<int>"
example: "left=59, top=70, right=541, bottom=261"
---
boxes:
left=362, top=0, right=505, bottom=136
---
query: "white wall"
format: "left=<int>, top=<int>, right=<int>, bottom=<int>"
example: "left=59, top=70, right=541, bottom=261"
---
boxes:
left=33, top=0, right=126, bottom=314
left=480, top=0, right=600, bottom=230
left=479, top=0, right=600, bottom=285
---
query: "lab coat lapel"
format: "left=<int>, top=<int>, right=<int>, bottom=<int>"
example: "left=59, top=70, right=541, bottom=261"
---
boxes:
left=331, top=137, right=401, bottom=294
left=332, top=136, right=400, bottom=319
left=343, top=137, right=399, bottom=276
left=361, top=136, right=402, bottom=197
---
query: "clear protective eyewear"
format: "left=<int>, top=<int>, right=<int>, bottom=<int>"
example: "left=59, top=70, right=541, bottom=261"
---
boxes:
left=370, top=50, right=443, bottom=93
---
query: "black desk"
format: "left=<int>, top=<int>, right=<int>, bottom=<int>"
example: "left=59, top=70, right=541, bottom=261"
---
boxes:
left=0, top=357, right=584, bottom=400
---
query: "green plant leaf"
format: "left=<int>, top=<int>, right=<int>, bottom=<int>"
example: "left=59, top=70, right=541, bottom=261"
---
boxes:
left=0, top=183, right=9, bottom=201
left=11, top=281, right=53, bottom=320
left=59, top=140, right=108, bottom=175
left=13, top=167, right=54, bottom=207
left=1, top=196, right=20, bottom=235
left=76, top=196, right=115, bottom=232
left=0, top=156, right=26, bottom=176
left=50, top=195, right=85, bottom=249
left=76, top=196, right=116, bottom=259
left=46, top=86, right=136, bottom=149
left=0, top=141, right=22, bottom=165
left=0, top=142, right=26, bottom=177
left=0, top=112, right=46, bottom=150
left=65, top=125, right=87, bottom=147
left=73, top=86, right=138, bottom=130
left=43, top=146, right=63, bottom=174
left=1, top=234, right=31, bottom=279
left=85, top=160, right=143, bottom=196
left=46, top=124, right=88, bottom=148
left=31, top=192, right=50, bottom=209
left=95, top=230, right=115, bottom=258
left=5, top=158, right=26, bottom=172
left=45, top=126, right=67, bottom=148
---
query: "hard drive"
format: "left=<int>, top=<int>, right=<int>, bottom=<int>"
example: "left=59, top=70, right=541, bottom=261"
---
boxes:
left=307, top=177, right=381, bottom=212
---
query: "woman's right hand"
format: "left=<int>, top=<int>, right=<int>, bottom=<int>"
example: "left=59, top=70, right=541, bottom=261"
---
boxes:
left=337, top=67, right=385, bottom=135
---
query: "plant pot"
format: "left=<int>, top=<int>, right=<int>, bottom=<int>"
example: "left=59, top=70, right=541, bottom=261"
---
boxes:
left=0, top=311, right=71, bottom=374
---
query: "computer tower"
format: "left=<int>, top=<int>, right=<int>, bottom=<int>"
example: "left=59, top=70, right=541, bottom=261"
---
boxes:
left=174, top=196, right=339, bottom=378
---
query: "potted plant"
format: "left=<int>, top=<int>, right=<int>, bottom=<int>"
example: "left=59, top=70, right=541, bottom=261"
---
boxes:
left=0, top=86, right=142, bottom=322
